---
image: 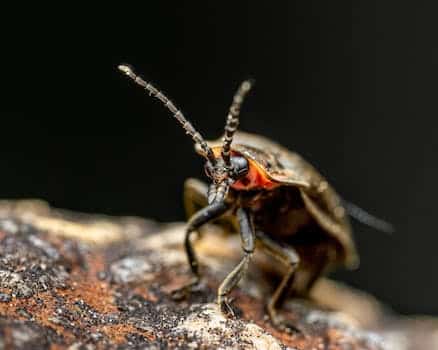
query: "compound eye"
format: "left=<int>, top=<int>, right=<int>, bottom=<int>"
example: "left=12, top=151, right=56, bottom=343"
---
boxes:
left=230, top=156, right=249, bottom=179
left=204, top=162, right=214, bottom=178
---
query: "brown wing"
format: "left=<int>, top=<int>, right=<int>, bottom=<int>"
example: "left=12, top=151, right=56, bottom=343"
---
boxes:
left=206, top=131, right=359, bottom=268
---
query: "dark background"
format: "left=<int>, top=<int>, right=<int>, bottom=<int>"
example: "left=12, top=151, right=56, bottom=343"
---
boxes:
left=2, top=2, right=437, bottom=315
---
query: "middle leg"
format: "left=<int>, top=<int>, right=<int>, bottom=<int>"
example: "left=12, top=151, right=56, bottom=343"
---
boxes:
left=256, top=231, right=300, bottom=330
left=217, top=207, right=255, bottom=315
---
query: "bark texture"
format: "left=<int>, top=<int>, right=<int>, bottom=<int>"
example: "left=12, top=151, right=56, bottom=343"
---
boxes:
left=0, top=200, right=435, bottom=349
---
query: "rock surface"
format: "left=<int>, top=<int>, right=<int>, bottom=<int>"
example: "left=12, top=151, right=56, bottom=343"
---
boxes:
left=0, top=199, right=435, bottom=349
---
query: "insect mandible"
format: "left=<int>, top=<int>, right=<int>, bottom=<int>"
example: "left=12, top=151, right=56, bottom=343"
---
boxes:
left=118, top=64, right=361, bottom=330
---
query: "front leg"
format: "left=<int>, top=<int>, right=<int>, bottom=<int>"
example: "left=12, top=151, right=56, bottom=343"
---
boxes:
left=217, top=207, right=255, bottom=315
left=172, top=200, right=229, bottom=299
left=185, top=201, right=229, bottom=277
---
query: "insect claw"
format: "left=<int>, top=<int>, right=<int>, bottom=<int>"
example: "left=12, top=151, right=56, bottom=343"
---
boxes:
left=218, top=296, right=239, bottom=318
left=219, top=298, right=235, bottom=317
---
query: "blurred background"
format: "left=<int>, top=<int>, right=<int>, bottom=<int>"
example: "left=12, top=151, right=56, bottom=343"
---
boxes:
left=1, top=2, right=437, bottom=315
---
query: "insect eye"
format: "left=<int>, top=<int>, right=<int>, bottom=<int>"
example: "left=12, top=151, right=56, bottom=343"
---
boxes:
left=230, top=156, right=249, bottom=179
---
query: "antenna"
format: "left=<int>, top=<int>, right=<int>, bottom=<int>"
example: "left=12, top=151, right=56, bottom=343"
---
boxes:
left=221, top=79, right=254, bottom=167
left=118, top=64, right=216, bottom=165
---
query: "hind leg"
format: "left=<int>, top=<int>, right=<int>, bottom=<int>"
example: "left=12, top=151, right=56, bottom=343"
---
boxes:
left=256, top=231, right=301, bottom=331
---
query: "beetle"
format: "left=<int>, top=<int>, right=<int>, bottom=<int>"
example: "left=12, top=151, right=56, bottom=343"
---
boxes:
left=118, top=64, right=389, bottom=330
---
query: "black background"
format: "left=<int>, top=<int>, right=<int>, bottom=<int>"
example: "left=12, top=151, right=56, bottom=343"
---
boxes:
left=2, top=2, right=437, bottom=315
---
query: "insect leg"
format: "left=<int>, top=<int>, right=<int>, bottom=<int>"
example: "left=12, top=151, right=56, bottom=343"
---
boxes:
left=184, top=178, right=238, bottom=237
left=217, top=207, right=255, bottom=315
left=172, top=200, right=229, bottom=300
left=256, top=231, right=300, bottom=331
left=185, top=201, right=229, bottom=277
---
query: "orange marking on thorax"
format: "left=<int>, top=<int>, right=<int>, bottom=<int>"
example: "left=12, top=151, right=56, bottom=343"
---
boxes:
left=232, top=159, right=278, bottom=190
left=211, top=147, right=278, bottom=191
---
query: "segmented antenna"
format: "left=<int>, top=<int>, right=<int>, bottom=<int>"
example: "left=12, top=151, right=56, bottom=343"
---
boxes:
left=221, top=80, right=254, bottom=167
left=118, top=64, right=216, bottom=165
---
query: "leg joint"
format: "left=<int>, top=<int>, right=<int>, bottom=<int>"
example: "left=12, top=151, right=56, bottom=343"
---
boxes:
left=285, top=250, right=300, bottom=267
left=243, top=246, right=254, bottom=255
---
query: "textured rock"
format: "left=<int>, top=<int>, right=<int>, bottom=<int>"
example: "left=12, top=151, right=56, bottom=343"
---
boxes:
left=0, top=199, right=435, bottom=349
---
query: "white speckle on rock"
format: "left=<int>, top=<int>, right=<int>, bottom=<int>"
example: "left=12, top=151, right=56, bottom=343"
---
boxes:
left=110, top=256, right=154, bottom=284
left=0, top=219, right=19, bottom=234
left=174, top=303, right=283, bottom=350
left=28, top=235, right=60, bottom=260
